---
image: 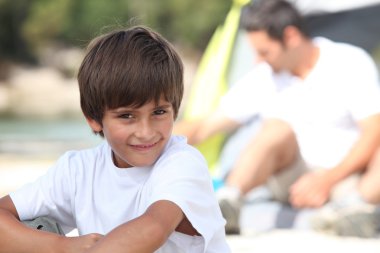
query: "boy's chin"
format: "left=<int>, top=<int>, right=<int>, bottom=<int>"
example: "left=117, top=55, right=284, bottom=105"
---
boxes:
left=123, top=159, right=157, bottom=168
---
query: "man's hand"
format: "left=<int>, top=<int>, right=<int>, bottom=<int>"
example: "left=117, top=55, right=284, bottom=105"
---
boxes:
left=289, top=170, right=336, bottom=208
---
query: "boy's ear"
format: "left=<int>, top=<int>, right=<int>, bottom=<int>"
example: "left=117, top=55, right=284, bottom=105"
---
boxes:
left=86, top=117, right=103, bottom=133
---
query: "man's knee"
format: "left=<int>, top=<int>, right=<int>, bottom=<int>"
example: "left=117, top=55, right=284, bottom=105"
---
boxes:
left=259, top=119, right=299, bottom=164
left=260, top=119, right=296, bottom=144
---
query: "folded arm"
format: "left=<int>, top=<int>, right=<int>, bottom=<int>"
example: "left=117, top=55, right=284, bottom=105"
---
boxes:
left=85, top=200, right=192, bottom=253
left=0, top=195, right=102, bottom=253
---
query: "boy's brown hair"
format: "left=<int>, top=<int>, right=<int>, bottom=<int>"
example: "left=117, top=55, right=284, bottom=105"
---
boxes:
left=78, top=26, right=184, bottom=126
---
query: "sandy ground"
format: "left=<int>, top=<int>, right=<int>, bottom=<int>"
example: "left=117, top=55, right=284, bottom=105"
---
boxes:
left=1, top=156, right=380, bottom=252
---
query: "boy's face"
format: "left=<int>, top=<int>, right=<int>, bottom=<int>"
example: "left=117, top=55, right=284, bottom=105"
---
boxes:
left=87, top=97, right=174, bottom=168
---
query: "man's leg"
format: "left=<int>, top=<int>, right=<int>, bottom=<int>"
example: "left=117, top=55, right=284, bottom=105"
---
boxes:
left=358, top=147, right=380, bottom=204
left=226, top=119, right=299, bottom=194
left=217, top=117, right=262, bottom=180
left=218, top=119, right=299, bottom=234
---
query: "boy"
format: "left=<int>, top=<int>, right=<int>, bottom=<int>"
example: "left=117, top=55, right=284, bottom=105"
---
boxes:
left=0, top=26, right=230, bottom=252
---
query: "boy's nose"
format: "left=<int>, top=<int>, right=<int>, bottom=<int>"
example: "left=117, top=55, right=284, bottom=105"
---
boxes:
left=135, top=120, right=155, bottom=139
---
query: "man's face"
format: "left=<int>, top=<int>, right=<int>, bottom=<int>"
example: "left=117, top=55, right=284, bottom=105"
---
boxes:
left=247, top=30, right=290, bottom=73
left=87, top=97, right=174, bottom=168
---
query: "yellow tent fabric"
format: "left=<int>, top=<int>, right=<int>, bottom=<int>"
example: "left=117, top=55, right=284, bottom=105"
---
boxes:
left=183, top=0, right=250, bottom=175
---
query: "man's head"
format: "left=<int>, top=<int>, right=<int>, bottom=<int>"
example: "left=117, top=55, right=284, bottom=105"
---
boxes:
left=241, top=0, right=307, bottom=42
left=241, top=0, right=309, bottom=72
left=77, top=26, right=184, bottom=127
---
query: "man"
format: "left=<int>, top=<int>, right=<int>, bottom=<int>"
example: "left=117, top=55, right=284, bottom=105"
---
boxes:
left=175, top=0, right=380, bottom=236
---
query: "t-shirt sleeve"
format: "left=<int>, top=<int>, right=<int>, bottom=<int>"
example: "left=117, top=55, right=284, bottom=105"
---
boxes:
left=9, top=152, right=76, bottom=228
left=219, top=68, right=266, bottom=124
left=343, top=48, right=380, bottom=120
left=148, top=148, right=229, bottom=252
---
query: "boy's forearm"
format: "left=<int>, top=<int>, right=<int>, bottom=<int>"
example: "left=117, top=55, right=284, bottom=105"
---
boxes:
left=0, top=209, right=102, bottom=253
left=86, top=213, right=168, bottom=253
left=86, top=200, right=184, bottom=253
left=0, top=195, right=63, bottom=253
left=0, top=209, right=64, bottom=253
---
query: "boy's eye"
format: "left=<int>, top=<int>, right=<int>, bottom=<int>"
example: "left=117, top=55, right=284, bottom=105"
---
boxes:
left=119, top=113, right=133, bottom=119
left=153, top=109, right=166, bottom=115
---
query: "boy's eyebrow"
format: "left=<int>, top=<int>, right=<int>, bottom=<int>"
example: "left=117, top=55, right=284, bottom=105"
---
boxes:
left=155, top=104, right=172, bottom=109
left=111, top=103, right=172, bottom=112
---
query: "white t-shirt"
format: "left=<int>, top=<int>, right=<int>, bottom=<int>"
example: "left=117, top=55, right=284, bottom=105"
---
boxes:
left=10, top=135, right=230, bottom=253
left=220, top=37, right=380, bottom=168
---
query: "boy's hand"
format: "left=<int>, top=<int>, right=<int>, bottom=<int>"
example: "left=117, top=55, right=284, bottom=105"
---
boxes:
left=60, top=233, right=103, bottom=253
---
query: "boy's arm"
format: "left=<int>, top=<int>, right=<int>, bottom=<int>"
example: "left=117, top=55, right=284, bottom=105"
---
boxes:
left=0, top=195, right=102, bottom=253
left=86, top=200, right=185, bottom=253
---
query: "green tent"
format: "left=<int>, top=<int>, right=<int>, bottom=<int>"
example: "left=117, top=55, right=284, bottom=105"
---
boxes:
left=182, top=0, right=251, bottom=175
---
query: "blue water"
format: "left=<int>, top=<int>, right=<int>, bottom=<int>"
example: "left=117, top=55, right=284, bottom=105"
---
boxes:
left=0, top=118, right=101, bottom=157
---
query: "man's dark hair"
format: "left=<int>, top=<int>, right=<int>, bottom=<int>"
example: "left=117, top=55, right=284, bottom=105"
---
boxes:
left=78, top=26, right=184, bottom=127
left=241, top=0, right=308, bottom=41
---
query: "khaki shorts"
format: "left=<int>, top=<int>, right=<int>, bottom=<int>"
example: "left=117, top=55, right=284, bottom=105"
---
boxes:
left=266, top=153, right=308, bottom=203
left=266, top=154, right=360, bottom=203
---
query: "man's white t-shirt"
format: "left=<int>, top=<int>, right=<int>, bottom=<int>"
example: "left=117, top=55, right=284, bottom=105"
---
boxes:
left=220, top=37, right=380, bottom=168
left=10, top=135, right=230, bottom=253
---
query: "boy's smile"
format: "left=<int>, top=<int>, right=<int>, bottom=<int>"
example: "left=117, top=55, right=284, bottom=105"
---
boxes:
left=129, top=142, right=159, bottom=151
left=87, top=97, right=174, bottom=168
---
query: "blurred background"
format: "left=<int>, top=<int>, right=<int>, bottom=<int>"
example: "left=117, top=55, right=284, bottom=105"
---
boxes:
left=0, top=0, right=231, bottom=169
left=2, top=0, right=380, bottom=191
left=1, top=0, right=380, bottom=189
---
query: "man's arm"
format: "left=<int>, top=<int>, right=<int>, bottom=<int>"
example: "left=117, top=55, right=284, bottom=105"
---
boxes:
left=326, top=114, right=380, bottom=182
left=174, top=110, right=241, bottom=145
left=290, top=114, right=380, bottom=208
left=0, top=195, right=102, bottom=253
left=85, top=200, right=187, bottom=253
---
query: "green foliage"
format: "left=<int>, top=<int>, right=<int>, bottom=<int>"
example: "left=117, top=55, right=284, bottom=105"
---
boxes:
left=0, top=0, right=231, bottom=63
left=0, top=0, right=35, bottom=62
left=60, top=0, right=131, bottom=46
left=22, top=0, right=132, bottom=47
left=129, top=0, right=231, bottom=49
left=22, top=0, right=71, bottom=47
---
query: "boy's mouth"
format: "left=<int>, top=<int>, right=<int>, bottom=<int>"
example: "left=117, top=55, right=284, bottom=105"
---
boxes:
left=129, top=141, right=159, bottom=150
